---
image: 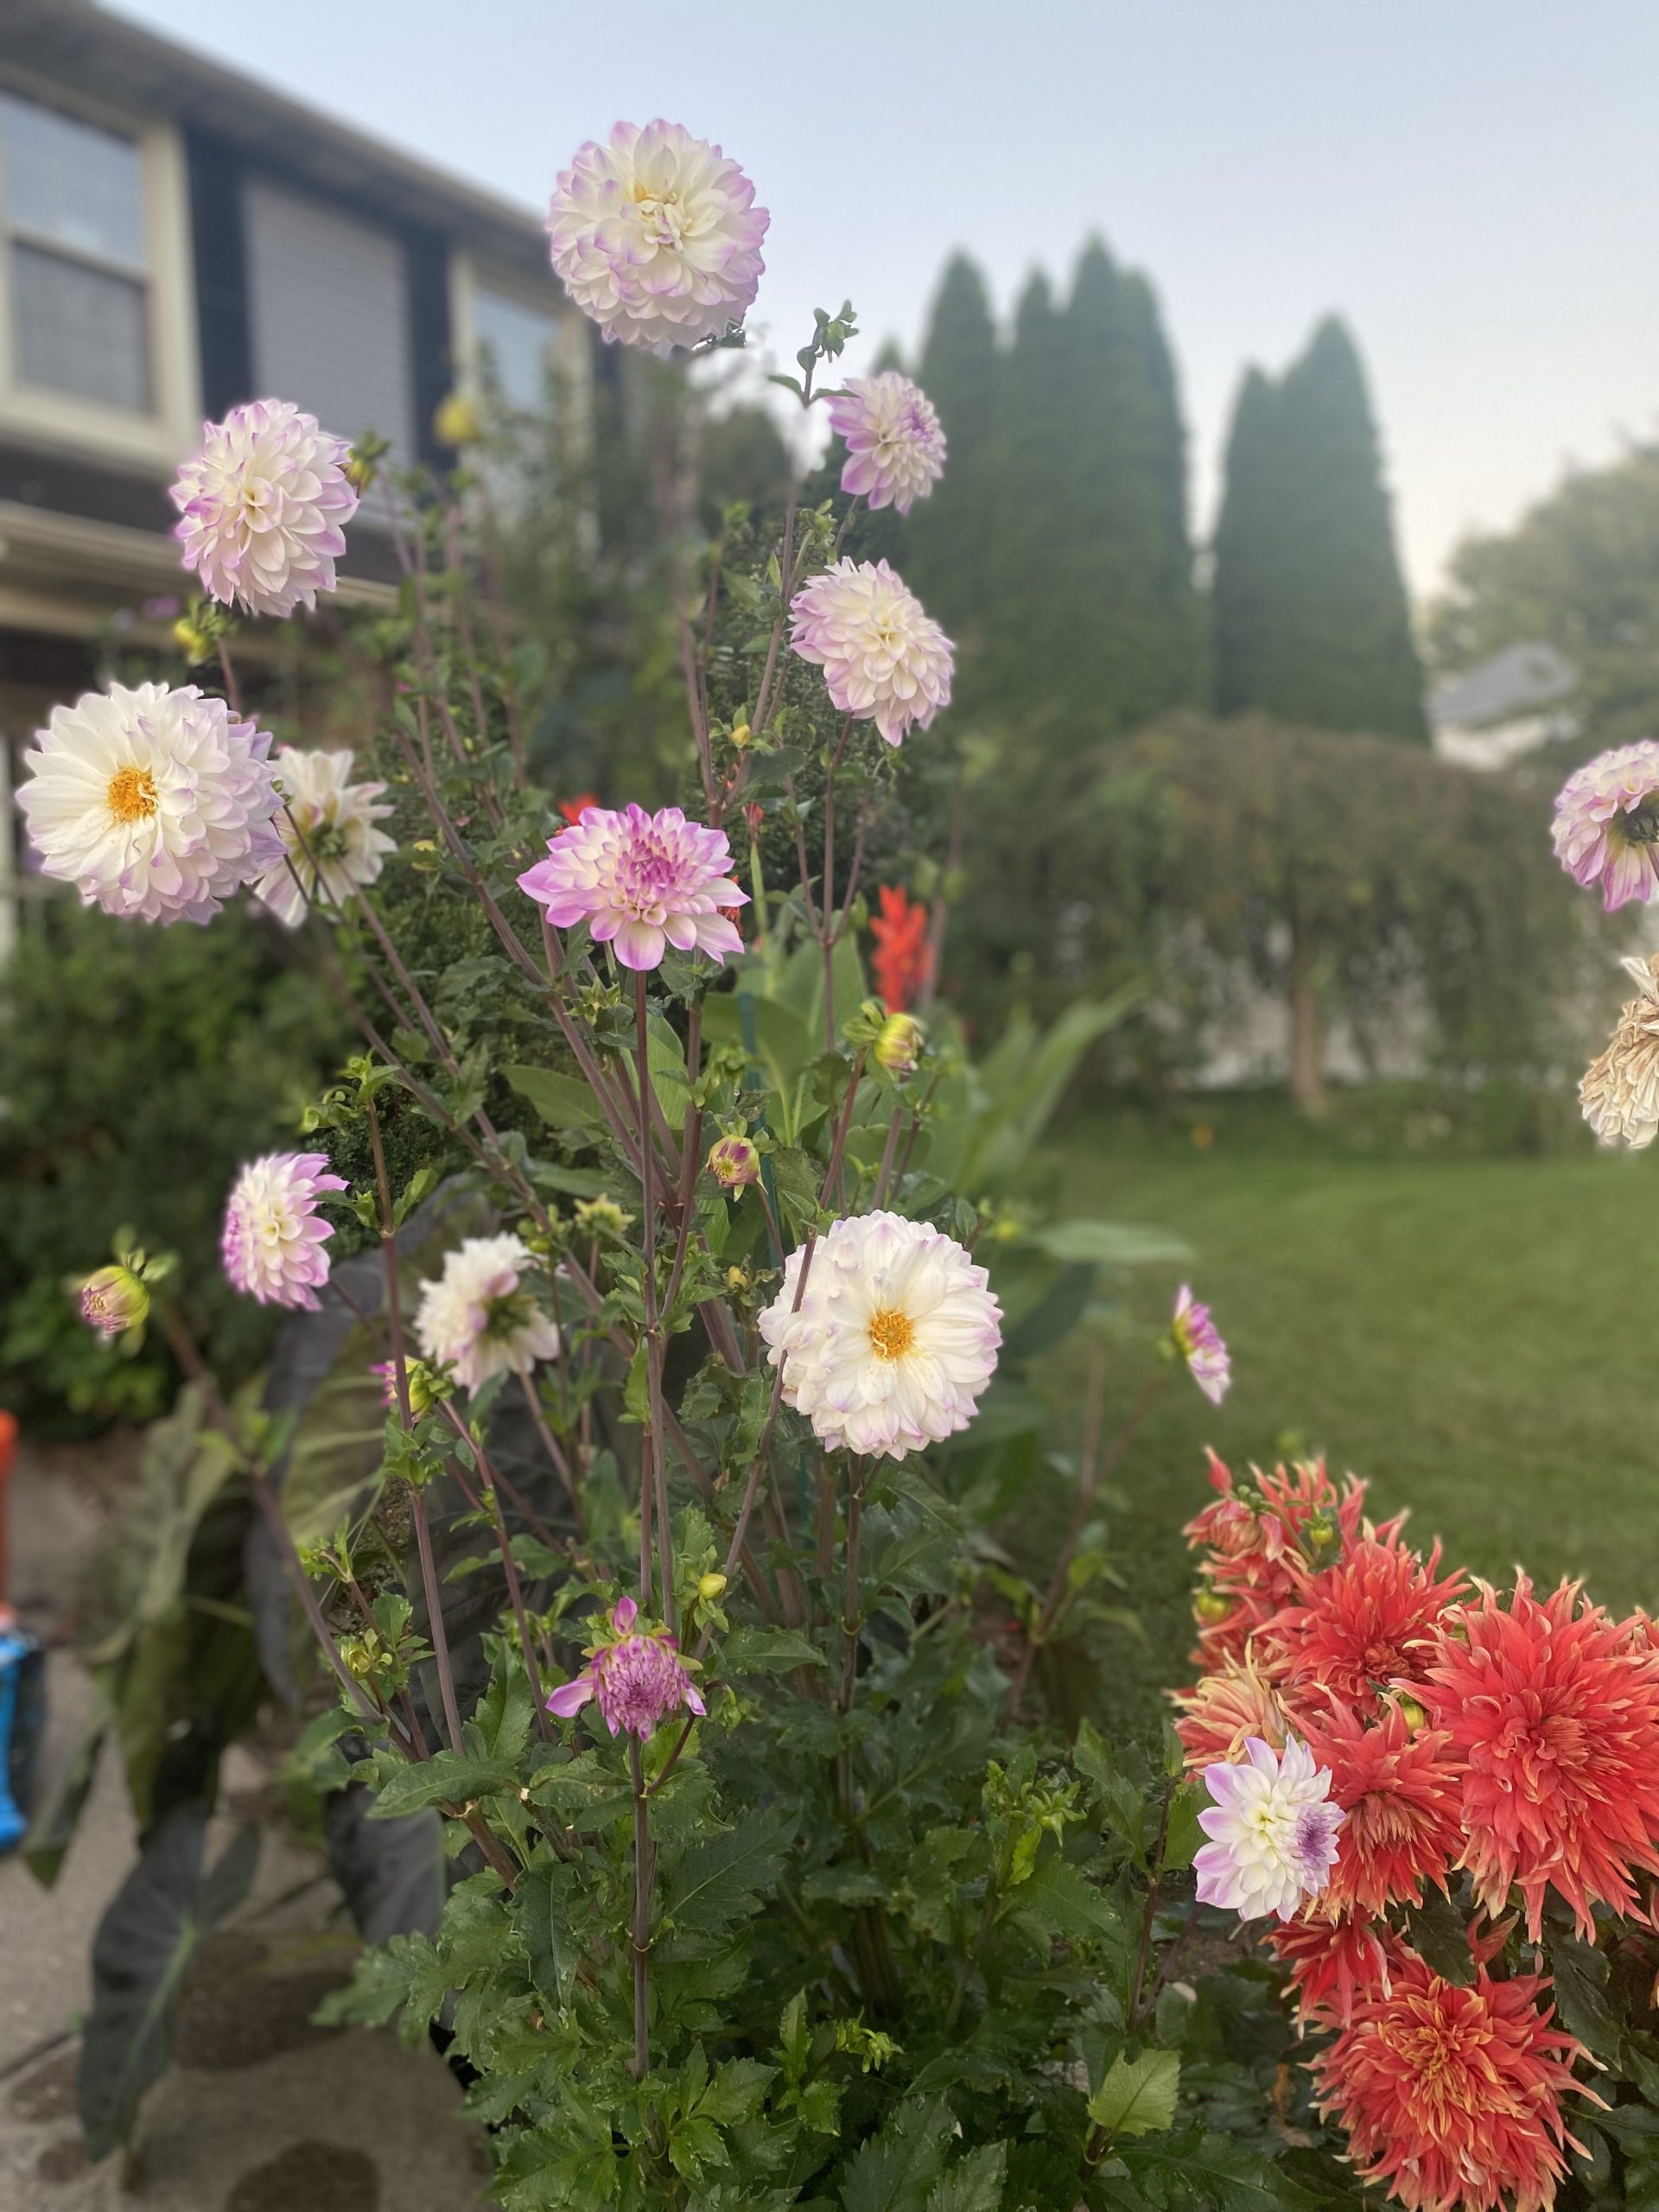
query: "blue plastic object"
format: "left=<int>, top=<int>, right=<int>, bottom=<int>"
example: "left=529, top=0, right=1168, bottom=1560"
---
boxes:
left=0, top=1623, right=44, bottom=1854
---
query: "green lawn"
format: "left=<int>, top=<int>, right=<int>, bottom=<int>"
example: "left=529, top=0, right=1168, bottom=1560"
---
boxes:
left=1035, top=1103, right=1659, bottom=1736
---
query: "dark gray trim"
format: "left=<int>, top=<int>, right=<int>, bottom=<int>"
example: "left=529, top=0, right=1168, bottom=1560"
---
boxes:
left=183, top=127, right=251, bottom=420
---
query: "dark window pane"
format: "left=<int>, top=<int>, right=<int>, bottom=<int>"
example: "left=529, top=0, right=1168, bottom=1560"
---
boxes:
left=474, top=285, right=561, bottom=413
left=13, top=245, right=150, bottom=411
left=0, top=92, right=145, bottom=269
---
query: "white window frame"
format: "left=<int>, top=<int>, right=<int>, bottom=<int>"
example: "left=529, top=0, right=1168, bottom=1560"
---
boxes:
left=0, top=67, right=200, bottom=472
left=449, top=248, right=587, bottom=419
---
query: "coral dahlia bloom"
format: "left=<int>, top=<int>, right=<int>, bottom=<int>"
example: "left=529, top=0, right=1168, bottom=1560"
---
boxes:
left=1420, top=1577, right=1659, bottom=1939
left=1297, top=1700, right=1463, bottom=1915
left=517, top=803, right=746, bottom=971
left=1268, top=1912, right=1404, bottom=2030
left=253, top=745, right=396, bottom=925
left=1310, top=1950, right=1588, bottom=2212
left=1269, top=1537, right=1466, bottom=1713
left=1552, top=740, right=1659, bottom=911
left=758, top=1211, right=1001, bottom=1460
left=1580, top=951, right=1659, bottom=1149
left=546, top=121, right=768, bottom=351
left=1193, top=1735, right=1344, bottom=1923
left=789, top=559, right=954, bottom=746
left=414, top=1234, right=562, bottom=1395
left=19, top=683, right=283, bottom=925
left=222, top=1152, right=347, bottom=1310
left=826, top=372, right=946, bottom=515
left=171, top=399, right=359, bottom=617
left=869, top=884, right=933, bottom=1012
left=1172, top=1284, right=1230, bottom=1404
left=546, top=1596, right=705, bottom=1738
left=1172, top=1649, right=1293, bottom=1770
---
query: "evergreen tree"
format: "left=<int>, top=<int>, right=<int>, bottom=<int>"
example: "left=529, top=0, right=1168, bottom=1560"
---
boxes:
left=980, top=269, right=1070, bottom=715
left=906, top=253, right=1001, bottom=672
left=1213, top=316, right=1427, bottom=741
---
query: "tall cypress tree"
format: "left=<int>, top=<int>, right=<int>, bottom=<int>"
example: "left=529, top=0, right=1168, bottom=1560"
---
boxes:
left=906, top=254, right=1001, bottom=673
left=980, top=269, right=1070, bottom=715
left=1213, top=317, right=1427, bottom=741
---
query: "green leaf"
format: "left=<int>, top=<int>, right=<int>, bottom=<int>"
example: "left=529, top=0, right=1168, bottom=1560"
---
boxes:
left=502, top=1064, right=606, bottom=1129
left=718, top=1627, right=828, bottom=1676
left=840, top=2096, right=954, bottom=2212
left=1028, top=1218, right=1192, bottom=1268
left=1013, top=1857, right=1128, bottom=1958
left=79, top=1809, right=259, bottom=2159
left=368, top=1751, right=517, bottom=1819
left=1402, top=1889, right=1476, bottom=1986
left=1088, top=2048, right=1180, bottom=2140
left=927, top=2144, right=1007, bottom=2212
left=661, top=1805, right=798, bottom=1941
left=1545, top=1931, right=1624, bottom=2063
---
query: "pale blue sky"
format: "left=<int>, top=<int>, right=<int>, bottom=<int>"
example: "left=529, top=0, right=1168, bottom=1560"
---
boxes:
left=113, top=0, right=1659, bottom=596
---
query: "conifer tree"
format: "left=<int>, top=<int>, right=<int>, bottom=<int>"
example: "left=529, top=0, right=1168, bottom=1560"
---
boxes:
left=1213, top=317, right=1427, bottom=741
left=905, top=254, right=1001, bottom=676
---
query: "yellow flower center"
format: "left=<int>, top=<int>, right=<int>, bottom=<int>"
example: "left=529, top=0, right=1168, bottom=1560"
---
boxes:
left=107, top=765, right=158, bottom=823
left=867, top=1307, right=915, bottom=1362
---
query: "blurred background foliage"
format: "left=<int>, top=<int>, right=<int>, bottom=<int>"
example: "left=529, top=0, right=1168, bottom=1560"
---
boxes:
left=0, top=233, right=1629, bottom=1427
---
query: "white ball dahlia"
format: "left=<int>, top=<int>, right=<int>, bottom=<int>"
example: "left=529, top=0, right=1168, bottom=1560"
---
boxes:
left=414, top=1234, right=563, bottom=1395
left=253, top=745, right=397, bottom=926
left=170, top=398, right=359, bottom=618
left=222, top=1152, right=347, bottom=1310
left=826, top=372, right=947, bottom=515
left=546, top=120, right=769, bottom=351
left=789, top=560, right=955, bottom=747
left=17, top=682, right=284, bottom=925
left=758, top=1211, right=1001, bottom=1460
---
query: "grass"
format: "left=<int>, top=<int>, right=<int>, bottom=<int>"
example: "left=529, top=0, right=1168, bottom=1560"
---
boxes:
left=1033, top=1095, right=1659, bottom=1738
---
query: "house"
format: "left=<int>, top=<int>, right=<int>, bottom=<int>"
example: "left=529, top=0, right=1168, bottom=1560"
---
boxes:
left=0, top=0, right=586, bottom=856
left=1428, top=639, right=1580, bottom=770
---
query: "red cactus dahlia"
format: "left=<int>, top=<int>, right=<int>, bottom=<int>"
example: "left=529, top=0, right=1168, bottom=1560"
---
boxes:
left=1268, top=1911, right=1404, bottom=2030
left=1420, top=1577, right=1659, bottom=1939
left=1297, top=1700, right=1464, bottom=1916
left=1309, top=1948, right=1590, bottom=2212
left=1269, top=1537, right=1466, bottom=1713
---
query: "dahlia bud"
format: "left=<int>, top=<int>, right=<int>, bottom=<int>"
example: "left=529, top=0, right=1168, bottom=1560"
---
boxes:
left=697, top=1573, right=728, bottom=1602
left=1395, top=1694, right=1427, bottom=1733
left=433, top=391, right=481, bottom=447
left=403, top=1359, right=449, bottom=1417
left=172, top=616, right=213, bottom=664
left=707, top=1135, right=761, bottom=1189
left=574, top=1195, right=633, bottom=1238
left=1193, top=1591, right=1236, bottom=1625
left=77, top=1263, right=150, bottom=1340
left=344, top=451, right=377, bottom=494
left=729, top=722, right=753, bottom=750
left=874, top=1012, right=925, bottom=1078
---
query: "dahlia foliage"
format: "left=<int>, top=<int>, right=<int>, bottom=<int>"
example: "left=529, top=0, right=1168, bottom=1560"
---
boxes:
left=1181, top=1450, right=1659, bottom=2209
left=37, top=117, right=1314, bottom=2210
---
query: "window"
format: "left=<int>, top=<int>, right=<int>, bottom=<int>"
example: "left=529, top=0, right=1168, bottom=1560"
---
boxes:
left=244, top=180, right=414, bottom=465
left=473, top=283, right=563, bottom=413
left=0, top=92, right=150, bottom=413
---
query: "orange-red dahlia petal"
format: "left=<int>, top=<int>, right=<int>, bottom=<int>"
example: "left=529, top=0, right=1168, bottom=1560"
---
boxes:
left=1269, top=1536, right=1467, bottom=1713
left=1298, top=1700, right=1465, bottom=1915
left=1268, top=1910, right=1405, bottom=2029
left=1309, top=1948, right=1590, bottom=2212
left=1419, top=1577, right=1659, bottom=1940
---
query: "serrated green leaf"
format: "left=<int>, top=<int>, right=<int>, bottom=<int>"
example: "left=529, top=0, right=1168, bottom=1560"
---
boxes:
left=840, top=2096, right=953, bottom=2212
left=719, top=1626, right=828, bottom=1676
left=1089, top=2047, right=1179, bottom=2140
left=368, top=1750, right=517, bottom=1819
left=927, top=2144, right=1007, bottom=2212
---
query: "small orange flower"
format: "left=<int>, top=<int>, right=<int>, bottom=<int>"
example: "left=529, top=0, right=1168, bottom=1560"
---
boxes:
left=869, top=883, right=933, bottom=1013
left=557, top=791, right=601, bottom=827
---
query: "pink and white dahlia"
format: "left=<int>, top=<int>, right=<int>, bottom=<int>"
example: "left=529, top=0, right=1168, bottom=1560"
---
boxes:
left=546, top=120, right=768, bottom=351
left=1552, top=741, right=1659, bottom=910
left=789, top=560, right=954, bottom=747
left=1193, top=1734, right=1344, bottom=1923
left=517, top=802, right=746, bottom=971
left=758, top=1211, right=1001, bottom=1460
left=171, top=399, right=359, bottom=618
left=253, top=745, right=396, bottom=925
left=545, top=1595, right=705, bottom=1739
left=1172, top=1284, right=1230, bottom=1404
left=222, top=1152, right=347, bottom=1311
left=18, top=682, right=283, bottom=925
left=826, top=372, right=946, bottom=515
left=413, top=1233, right=562, bottom=1395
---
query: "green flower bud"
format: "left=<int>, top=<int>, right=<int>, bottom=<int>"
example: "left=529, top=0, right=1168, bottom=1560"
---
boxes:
left=77, top=1263, right=149, bottom=1341
left=706, top=1134, right=761, bottom=1189
left=874, top=1012, right=925, bottom=1079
